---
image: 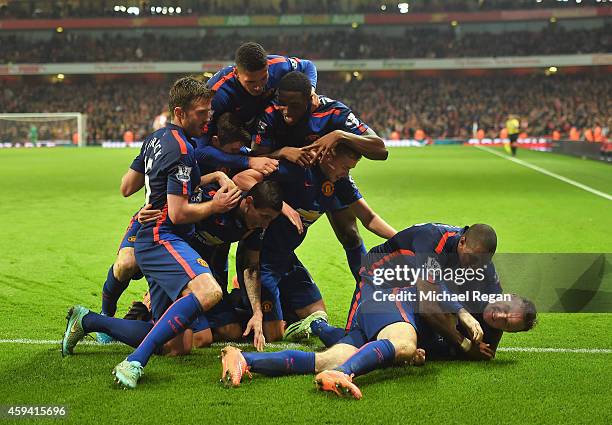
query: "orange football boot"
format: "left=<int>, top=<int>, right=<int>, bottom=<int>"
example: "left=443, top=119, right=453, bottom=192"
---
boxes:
left=314, top=370, right=362, bottom=400
left=220, top=346, right=251, bottom=387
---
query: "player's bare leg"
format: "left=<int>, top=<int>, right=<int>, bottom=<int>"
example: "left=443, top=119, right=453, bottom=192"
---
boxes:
left=377, top=321, right=424, bottom=366
left=314, top=343, right=357, bottom=371
left=316, top=322, right=422, bottom=399
left=114, top=247, right=140, bottom=283
left=263, top=320, right=284, bottom=342
left=163, top=330, right=193, bottom=357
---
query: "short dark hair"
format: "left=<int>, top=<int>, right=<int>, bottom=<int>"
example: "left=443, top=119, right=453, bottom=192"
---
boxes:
left=217, top=113, right=251, bottom=147
left=247, top=180, right=283, bottom=212
left=334, top=143, right=362, bottom=161
left=278, top=71, right=311, bottom=99
left=235, top=42, right=267, bottom=72
left=518, top=296, right=537, bottom=331
left=168, top=77, right=213, bottom=118
left=464, top=224, right=497, bottom=254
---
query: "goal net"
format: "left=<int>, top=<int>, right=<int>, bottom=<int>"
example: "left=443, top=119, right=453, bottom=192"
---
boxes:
left=0, top=113, right=87, bottom=147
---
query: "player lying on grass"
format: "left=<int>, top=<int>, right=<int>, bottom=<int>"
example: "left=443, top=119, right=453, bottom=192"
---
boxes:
left=220, top=289, right=536, bottom=399
left=62, top=180, right=282, bottom=359
left=219, top=225, right=537, bottom=399
left=285, top=223, right=536, bottom=361
left=251, top=70, right=389, bottom=288
left=95, top=111, right=266, bottom=344
left=232, top=142, right=395, bottom=342
left=286, top=223, right=493, bottom=341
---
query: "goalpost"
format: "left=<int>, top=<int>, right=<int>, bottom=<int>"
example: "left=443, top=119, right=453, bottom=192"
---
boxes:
left=0, top=113, right=87, bottom=147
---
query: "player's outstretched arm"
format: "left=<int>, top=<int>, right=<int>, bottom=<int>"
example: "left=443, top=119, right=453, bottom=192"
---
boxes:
left=200, top=171, right=235, bottom=189
left=233, top=169, right=264, bottom=191
left=349, top=198, right=396, bottom=239
left=120, top=169, right=145, bottom=197
left=236, top=243, right=265, bottom=351
left=167, top=183, right=241, bottom=224
left=313, top=128, right=388, bottom=161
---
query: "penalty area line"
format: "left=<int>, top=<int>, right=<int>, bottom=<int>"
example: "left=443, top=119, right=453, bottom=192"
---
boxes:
left=0, top=339, right=611, bottom=353
left=474, top=145, right=612, bottom=201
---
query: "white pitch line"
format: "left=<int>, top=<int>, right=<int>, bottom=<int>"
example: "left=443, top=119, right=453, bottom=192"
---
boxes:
left=1, top=339, right=611, bottom=353
left=497, top=347, right=612, bottom=354
left=474, top=145, right=612, bottom=201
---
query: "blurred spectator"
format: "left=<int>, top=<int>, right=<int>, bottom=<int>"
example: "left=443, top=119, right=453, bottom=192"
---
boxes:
left=0, top=0, right=604, bottom=19
left=1, top=74, right=609, bottom=143
left=2, top=25, right=610, bottom=63
left=322, top=74, right=611, bottom=139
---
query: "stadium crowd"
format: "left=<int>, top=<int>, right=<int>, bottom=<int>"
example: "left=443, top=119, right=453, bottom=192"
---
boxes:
left=1, top=74, right=609, bottom=143
left=2, top=25, right=610, bottom=63
left=0, top=0, right=598, bottom=19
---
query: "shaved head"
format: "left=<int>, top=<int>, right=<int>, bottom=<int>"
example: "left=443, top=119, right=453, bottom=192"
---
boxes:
left=464, top=224, right=497, bottom=254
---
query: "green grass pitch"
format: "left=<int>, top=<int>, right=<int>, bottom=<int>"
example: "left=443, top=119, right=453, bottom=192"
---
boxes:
left=0, top=146, right=610, bottom=424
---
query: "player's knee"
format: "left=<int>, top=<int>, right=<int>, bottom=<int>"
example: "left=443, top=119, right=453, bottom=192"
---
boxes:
left=189, top=276, right=223, bottom=311
left=114, top=249, right=139, bottom=281
left=192, top=330, right=213, bottom=348
left=263, top=321, right=284, bottom=342
left=164, top=334, right=193, bottom=356
left=390, top=339, right=417, bottom=363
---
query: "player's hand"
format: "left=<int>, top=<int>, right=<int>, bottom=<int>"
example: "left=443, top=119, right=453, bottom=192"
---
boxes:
left=467, top=342, right=495, bottom=360
left=244, top=311, right=265, bottom=352
left=137, top=203, right=162, bottom=223
left=457, top=308, right=484, bottom=343
left=280, top=147, right=317, bottom=168
left=309, top=131, right=341, bottom=162
left=248, top=156, right=279, bottom=176
left=212, top=183, right=241, bottom=213
left=282, top=202, right=303, bottom=234
left=215, top=171, right=236, bottom=189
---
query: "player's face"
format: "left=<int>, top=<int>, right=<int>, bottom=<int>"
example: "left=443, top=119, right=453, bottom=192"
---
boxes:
left=236, top=66, right=269, bottom=97
left=483, top=298, right=527, bottom=332
left=321, top=154, right=359, bottom=182
left=243, top=198, right=280, bottom=229
left=178, top=98, right=212, bottom=138
left=457, top=238, right=492, bottom=268
left=277, top=91, right=309, bottom=125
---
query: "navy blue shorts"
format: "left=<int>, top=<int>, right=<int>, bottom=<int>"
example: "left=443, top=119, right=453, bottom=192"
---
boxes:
left=118, top=212, right=141, bottom=251
left=339, top=285, right=419, bottom=348
left=238, top=253, right=322, bottom=322
left=190, top=297, right=239, bottom=332
left=135, top=236, right=212, bottom=321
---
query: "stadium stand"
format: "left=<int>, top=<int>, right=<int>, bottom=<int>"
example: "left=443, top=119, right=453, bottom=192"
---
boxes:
left=0, top=0, right=603, bottom=19
left=1, top=74, right=609, bottom=143
left=1, top=25, right=610, bottom=63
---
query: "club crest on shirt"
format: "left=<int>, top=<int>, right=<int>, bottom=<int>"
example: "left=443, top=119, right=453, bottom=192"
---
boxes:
left=262, top=301, right=273, bottom=313
left=321, top=181, right=334, bottom=197
left=176, top=164, right=191, bottom=183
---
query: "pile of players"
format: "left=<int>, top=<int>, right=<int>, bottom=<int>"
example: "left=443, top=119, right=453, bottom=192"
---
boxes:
left=61, top=42, right=537, bottom=398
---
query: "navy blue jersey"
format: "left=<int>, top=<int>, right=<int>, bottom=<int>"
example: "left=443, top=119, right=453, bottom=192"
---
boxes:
left=254, top=95, right=369, bottom=151
left=189, top=184, right=263, bottom=252
left=130, top=151, right=145, bottom=173
left=197, top=145, right=250, bottom=178
left=135, top=123, right=201, bottom=243
left=205, top=55, right=317, bottom=139
left=361, top=223, right=502, bottom=312
left=262, top=161, right=362, bottom=255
